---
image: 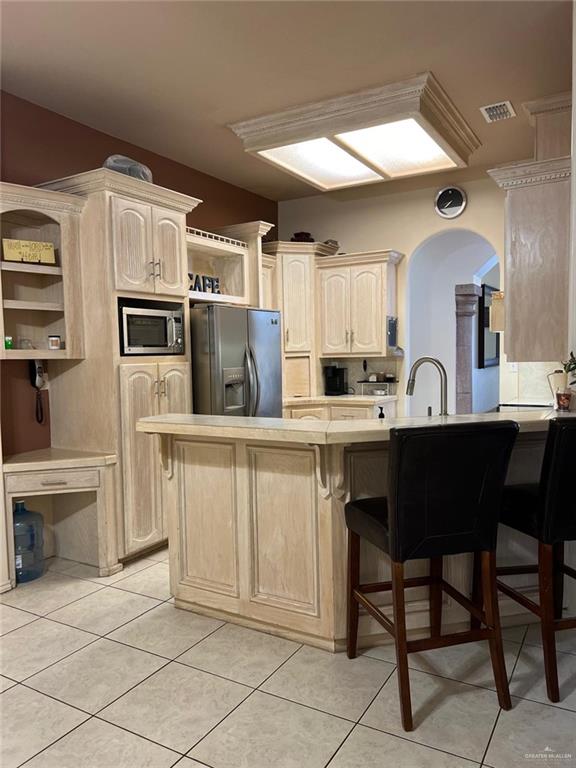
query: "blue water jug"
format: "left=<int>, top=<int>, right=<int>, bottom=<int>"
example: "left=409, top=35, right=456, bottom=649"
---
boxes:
left=13, top=500, right=44, bottom=583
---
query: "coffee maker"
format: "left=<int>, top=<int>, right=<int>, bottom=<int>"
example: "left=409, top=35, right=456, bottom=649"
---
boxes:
left=323, top=365, right=348, bottom=396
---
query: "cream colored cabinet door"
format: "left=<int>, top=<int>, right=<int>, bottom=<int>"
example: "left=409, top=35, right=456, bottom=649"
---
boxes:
left=153, top=208, right=187, bottom=296
left=290, top=407, right=327, bottom=420
left=158, top=362, right=191, bottom=415
left=320, top=267, right=350, bottom=355
left=282, top=254, right=312, bottom=352
left=112, top=197, right=155, bottom=293
left=350, top=264, right=382, bottom=354
left=119, top=363, right=163, bottom=554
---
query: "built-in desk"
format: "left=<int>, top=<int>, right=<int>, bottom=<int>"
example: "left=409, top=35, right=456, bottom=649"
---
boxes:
left=2, top=448, right=121, bottom=592
left=138, top=411, right=576, bottom=650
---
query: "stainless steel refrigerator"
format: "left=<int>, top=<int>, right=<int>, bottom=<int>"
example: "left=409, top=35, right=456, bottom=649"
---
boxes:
left=190, top=304, right=282, bottom=417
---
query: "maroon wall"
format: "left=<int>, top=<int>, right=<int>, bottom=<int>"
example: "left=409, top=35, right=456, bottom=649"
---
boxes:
left=0, top=91, right=278, bottom=455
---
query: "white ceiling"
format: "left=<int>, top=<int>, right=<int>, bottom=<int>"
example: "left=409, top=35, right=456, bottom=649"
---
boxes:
left=0, top=1, right=572, bottom=201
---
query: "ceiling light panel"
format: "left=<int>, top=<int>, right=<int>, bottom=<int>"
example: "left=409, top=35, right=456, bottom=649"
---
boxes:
left=258, top=138, right=382, bottom=190
left=336, top=118, right=457, bottom=178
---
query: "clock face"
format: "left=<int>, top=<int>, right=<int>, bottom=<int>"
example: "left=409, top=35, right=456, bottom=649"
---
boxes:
left=435, top=186, right=467, bottom=219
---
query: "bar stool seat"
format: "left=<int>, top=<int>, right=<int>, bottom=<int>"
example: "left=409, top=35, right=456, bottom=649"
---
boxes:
left=345, top=421, right=519, bottom=732
left=501, top=484, right=541, bottom=538
left=345, top=497, right=390, bottom=552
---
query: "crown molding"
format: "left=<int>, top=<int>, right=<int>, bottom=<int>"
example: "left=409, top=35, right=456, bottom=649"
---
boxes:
left=315, top=249, right=405, bottom=267
left=229, top=72, right=480, bottom=167
left=262, top=241, right=337, bottom=258
left=214, top=221, right=275, bottom=241
left=37, top=169, right=202, bottom=214
left=487, top=156, right=571, bottom=190
left=0, top=182, right=86, bottom=215
left=523, top=92, right=572, bottom=125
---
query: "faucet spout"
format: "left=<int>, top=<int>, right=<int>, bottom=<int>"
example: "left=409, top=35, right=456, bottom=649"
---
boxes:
left=405, top=357, right=449, bottom=416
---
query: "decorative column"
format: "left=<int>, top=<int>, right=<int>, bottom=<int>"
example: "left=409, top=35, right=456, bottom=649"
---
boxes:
left=455, top=284, right=480, bottom=414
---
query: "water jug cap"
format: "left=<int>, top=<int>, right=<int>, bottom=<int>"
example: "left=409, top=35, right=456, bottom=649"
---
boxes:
left=14, top=500, right=26, bottom=512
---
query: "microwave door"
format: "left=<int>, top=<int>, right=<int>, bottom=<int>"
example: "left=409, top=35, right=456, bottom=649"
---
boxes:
left=123, top=307, right=169, bottom=355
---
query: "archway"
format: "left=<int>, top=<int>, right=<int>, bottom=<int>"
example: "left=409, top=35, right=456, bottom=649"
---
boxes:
left=406, top=229, right=500, bottom=416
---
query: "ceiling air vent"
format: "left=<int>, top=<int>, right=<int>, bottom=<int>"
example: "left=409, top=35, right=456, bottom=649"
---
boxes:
left=479, top=101, right=516, bottom=123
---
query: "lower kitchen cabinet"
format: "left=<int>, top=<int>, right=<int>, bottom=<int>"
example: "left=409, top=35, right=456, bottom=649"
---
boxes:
left=120, top=361, right=190, bottom=555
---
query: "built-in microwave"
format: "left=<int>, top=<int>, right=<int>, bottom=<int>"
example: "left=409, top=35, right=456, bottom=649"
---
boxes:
left=118, top=298, right=184, bottom=356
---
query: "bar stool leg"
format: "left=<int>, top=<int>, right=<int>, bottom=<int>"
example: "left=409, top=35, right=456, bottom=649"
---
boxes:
left=481, top=550, right=512, bottom=710
left=539, top=542, right=560, bottom=702
left=429, top=556, right=443, bottom=637
left=392, top=561, right=413, bottom=731
left=553, top=542, right=564, bottom=621
left=346, top=530, right=360, bottom=659
left=470, top=551, right=483, bottom=630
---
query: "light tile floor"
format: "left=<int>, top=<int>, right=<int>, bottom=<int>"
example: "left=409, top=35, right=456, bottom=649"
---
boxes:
left=1, top=547, right=575, bottom=768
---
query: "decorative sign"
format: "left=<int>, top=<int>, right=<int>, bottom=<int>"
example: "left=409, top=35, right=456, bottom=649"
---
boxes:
left=2, top=239, right=56, bottom=264
left=189, top=272, right=221, bottom=295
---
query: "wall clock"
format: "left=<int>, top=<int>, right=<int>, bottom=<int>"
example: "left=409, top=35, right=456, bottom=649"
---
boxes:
left=434, top=186, right=467, bottom=219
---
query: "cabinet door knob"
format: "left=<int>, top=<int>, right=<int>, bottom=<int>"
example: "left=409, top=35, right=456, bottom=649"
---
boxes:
left=350, top=329, right=355, bottom=345
left=155, top=261, right=162, bottom=280
left=345, top=329, right=349, bottom=343
left=149, top=260, right=155, bottom=279
left=153, top=379, right=159, bottom=396
left=285, top=328, right=289, bottom=343
left=160, top=377, right=167, bottom=397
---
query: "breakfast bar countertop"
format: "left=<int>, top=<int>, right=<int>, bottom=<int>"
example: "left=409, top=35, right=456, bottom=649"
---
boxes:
left=137, top=408, right=571, bottom=445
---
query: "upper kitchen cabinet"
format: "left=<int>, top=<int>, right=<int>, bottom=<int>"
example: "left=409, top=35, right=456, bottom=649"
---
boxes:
left=282, top=252, right=313, bottom=352
left=317, top=250, right=403, bottom=357
left=262, top=241, right=334, bottom=354
left=39, top=169, right=201, bottom=298
left=488, top=94, right=571, bottom=362
left=0, top=182, right=86, bottom=360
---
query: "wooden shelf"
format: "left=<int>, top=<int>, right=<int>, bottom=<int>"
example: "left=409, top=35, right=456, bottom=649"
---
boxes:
left=1, top=348, right=68, bottom=360
left=1, top=261, right=62, bottom=276
left=186, top=228, right=247, bottom=259
left=188, top=290, right=249, bottom=306
left=3, top=300, right=64, bottom=312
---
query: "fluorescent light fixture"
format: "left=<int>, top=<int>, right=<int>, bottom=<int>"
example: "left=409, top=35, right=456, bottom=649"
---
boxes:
left=336, top=118, right=457, bottom=178
left=258, top=138, right=381, bottom=190
left=229, top=73, right=480, bottom=191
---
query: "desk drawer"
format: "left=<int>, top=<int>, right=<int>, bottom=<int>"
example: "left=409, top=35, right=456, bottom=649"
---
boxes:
left=6, top=469, right=100, bottom=494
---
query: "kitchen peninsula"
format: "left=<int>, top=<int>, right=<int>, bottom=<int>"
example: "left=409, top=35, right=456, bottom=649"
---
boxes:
left=138, top=410, right=575, bottom=650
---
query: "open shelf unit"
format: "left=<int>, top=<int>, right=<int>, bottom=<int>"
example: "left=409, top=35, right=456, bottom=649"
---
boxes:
left=186, top=226, right=249, bottom=306
left=0, top=183, right=85, bottom=359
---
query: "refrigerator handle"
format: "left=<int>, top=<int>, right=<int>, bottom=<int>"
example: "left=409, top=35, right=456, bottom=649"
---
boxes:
left=245, top=345, right=257, bottom=416
left=249, top=346, right=260, bottom=417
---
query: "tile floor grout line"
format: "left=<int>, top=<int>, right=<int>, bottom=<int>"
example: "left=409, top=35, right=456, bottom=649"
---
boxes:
left=161, top=618, right=229, bottom=663
left=254, top=642, right=304, bottom=689
left=479, top=707, right=503, bottom=767
left=171, top=658, right=256, bottom=690
left=91, top=656, right=173, bottom=718
left=355, top=663, right=397, bottom=723
left=322, top=724, right=357, bottom=768
left=17, top=679, right=96, bottom=717
left=92, top=713, right=187, bottom=757
left=252, top=687, right=357, bottom=725
left=14, top=714, right=95, bottom=768
left=358, top=720, right=485, bottom=764
left=184, top=688, right=258, bottom=758
left=14, top=633, right=103, bottom=686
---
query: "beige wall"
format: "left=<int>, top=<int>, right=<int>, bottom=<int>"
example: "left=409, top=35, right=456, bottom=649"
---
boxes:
left=279, top=176, right=559, bottom=411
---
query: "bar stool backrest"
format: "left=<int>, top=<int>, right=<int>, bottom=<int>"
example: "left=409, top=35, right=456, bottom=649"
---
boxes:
left=387, top=421, right=519, bottom=562
left=540, top=418, right=576, bottom=544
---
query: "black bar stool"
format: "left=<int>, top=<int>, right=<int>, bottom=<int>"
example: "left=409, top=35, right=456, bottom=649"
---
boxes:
left=345, top=421, right=519, bottom=732
left=477, top=418, right=576, bottom=703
